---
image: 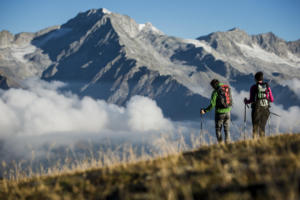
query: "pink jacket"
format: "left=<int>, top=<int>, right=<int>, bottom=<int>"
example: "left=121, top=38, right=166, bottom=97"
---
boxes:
left=245, top=83, right=274, bottom=104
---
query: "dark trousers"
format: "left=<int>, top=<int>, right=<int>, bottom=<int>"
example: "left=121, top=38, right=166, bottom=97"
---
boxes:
left=251, top=106, right=270, bottom=138
left=215, top=112, right=230, bottom=143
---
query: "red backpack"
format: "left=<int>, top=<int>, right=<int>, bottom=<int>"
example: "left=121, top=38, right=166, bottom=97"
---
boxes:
left=216, top=85, right=232, bottom=108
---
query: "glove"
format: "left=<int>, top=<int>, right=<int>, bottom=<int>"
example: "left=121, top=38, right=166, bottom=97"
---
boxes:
left=244, top=98, right=248, bottom=104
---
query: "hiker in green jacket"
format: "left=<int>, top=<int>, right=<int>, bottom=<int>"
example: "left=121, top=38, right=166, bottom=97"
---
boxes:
left=200, top=79, right=232, bottom=143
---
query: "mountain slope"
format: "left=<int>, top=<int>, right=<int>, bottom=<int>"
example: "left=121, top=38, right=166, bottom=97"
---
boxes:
left=1, top=133, right=300, bottom=199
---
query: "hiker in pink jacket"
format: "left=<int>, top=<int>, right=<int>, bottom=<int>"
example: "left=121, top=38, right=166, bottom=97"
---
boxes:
left=244, top=72, right=274, bottom=138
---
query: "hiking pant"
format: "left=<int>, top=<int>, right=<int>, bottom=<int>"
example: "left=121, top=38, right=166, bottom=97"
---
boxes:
left=251, top=106, right=270, bottom=138
left=215, top=112, right=230, bottom=143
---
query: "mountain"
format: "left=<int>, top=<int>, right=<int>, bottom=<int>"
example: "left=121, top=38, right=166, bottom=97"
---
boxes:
left=1, top=8, right=300, bottom=120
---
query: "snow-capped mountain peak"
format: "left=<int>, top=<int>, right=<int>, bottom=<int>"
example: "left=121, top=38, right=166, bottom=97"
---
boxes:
left=139, top=22, right=164, bottom=35
left=101, top=8, right=112, bottom=14
left=85, top=8, right=112, bottom=16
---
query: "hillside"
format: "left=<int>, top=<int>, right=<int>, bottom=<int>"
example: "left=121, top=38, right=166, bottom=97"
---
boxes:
left=1, top=133, right=300, bottom=200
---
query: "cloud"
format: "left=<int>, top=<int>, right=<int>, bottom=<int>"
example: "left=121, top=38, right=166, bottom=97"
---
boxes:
left=0, top=82, right=107, bottom=137
left=281, top=78, right=300, bottom=99
left=127, top=96, right=173, bottom=132
left=270, top=104, right=300, bottom=133
left=231, top=88, right=249, bottom=120
left=0, top=78, right=173, bottom=138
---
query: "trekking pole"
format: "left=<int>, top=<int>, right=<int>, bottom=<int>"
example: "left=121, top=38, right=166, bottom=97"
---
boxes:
left=200, top=114, right=203, bottom=133
left=270, top=112, right=281, bottom=117
left=243, top=104, right=249, bottom=140
left=200, top=112, right=204, bottom=145
left=268, top=114, right=271, bottom=136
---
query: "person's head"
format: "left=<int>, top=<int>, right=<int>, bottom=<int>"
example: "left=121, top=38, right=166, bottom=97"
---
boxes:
left=255, top=71, right=264, bottom=82
left=210, top=79, right=219, bottom=89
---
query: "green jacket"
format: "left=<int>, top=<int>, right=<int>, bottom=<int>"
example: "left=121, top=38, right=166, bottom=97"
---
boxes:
left=204, top=83, right=232, bottom=113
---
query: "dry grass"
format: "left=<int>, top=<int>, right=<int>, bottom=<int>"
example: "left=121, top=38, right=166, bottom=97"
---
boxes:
left=1, top=133, right=300, bottom=200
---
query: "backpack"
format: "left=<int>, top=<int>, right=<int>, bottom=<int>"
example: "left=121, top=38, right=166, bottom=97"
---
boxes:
left=255, top=82, right=269, bottom=107
left=216, top=84, right=232, bottom=108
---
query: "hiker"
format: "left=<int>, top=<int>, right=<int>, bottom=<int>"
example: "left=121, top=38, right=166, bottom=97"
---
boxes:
left=244, top=71, right=274, bottom=138
left=200, top=79, right=232, bottom=143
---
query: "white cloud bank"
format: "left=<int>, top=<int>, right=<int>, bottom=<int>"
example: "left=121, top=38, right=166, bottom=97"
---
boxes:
left=0, top=79, right=173, bottom=138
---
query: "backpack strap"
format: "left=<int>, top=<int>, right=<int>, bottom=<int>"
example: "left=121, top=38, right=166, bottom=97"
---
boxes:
left=265, top=82, right=269, bottom=89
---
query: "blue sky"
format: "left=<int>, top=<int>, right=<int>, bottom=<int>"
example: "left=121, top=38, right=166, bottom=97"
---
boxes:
left=0, top=0, right=299, bottom=41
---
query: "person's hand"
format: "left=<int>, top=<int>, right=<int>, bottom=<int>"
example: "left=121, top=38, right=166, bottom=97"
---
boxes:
left=244, top=98, right=248, bottom=104
left=200, top=109, right=205, bottom=115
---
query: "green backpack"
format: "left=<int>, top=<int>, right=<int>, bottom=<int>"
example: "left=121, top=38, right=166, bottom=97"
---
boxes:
left=256, top=82, right=269, bottom=107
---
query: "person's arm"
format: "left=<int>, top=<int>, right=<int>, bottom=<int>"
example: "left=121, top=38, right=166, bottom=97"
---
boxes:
left=267, top=87, right=274, bottom=102
left=204, top=91, right=217, bottom=112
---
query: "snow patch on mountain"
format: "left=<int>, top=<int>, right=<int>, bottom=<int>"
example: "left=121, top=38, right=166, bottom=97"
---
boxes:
left=287, top=52, right=300, bottom=64
left=183, top=39, right=214, bottom=53
left=236, top=43, right=300, bottom=68
left=138, top=22, right=164, bottom=35
left=102, top=8, right=112, bottom=14
left=10, top=44, right=37, bottom=63
left=138, top=24, right=146, bottom=31
left=87, top=8, right=111, bottom=16
left=183, top=38, right=247, bottom=65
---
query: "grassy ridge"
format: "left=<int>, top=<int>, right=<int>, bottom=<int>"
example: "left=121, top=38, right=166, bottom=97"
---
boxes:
left=1, top=133, right=300, bottom=200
